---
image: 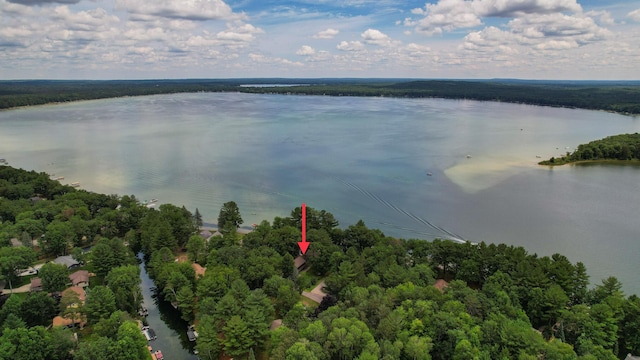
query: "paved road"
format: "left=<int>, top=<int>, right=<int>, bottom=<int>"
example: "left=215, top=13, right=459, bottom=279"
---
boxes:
left=2, top=283, right=31, bottom=295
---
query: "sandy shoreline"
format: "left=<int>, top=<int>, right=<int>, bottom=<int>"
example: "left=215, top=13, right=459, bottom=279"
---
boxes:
left=444, top=157, right=541, bottom=193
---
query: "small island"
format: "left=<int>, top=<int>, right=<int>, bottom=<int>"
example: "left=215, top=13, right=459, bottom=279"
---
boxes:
left=539, top=133, right=640, bottom=166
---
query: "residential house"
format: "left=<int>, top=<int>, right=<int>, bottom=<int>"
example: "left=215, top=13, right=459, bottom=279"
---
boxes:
left=199, top=229, right=212, bottom=240
left=52, top=286, right=86, bottom=328
left=294, top=256, right=307, bottom=271
left=52, top=255, right=80, bottom=269
left=68, top=270, right=89, bottom=287
left=192, top=263, right=206, bottom=278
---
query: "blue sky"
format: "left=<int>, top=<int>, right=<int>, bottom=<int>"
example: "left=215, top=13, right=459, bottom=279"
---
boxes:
left=1, top=0, right=639, bottom=79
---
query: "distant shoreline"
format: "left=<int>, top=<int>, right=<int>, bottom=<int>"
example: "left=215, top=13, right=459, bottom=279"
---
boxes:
left=1, top=79, right=639, bottom=115
left=539, top=159, right=640, bottom=167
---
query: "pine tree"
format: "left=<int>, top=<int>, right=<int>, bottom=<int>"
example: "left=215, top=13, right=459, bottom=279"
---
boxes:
left=194, top=208, right=203, bottom=228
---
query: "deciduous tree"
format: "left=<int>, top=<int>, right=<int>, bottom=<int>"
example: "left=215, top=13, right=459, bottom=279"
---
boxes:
left=39, top=262, right=69, bottom=292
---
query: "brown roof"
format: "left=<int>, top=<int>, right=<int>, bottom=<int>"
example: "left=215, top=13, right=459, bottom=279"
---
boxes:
left=269, top=319, right=283, bottom=331
left=433, top=279, right=449, bottom=292
left=68, top=270, right=89, bottom=286
left=52, top=315, right=85, bottom=327
left=294, top=256, right=306, bottom=269
left=192, top=263, right=206, bottom=277
left=62, top=286, right=86, bottom=302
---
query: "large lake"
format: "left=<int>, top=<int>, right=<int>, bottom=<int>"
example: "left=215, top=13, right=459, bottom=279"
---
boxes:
left=1, top=93, right=639, bottom=294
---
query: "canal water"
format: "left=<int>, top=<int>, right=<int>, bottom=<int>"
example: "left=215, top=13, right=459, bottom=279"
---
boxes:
left=138, top=255, right=198, bottom=359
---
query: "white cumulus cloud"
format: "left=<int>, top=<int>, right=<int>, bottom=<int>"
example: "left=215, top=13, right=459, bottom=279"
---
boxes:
left=628, top=9, right=640, bottom=22
left=296, top=45, right=316, bottom=55
left=314, top=28, right=339, bottom=39
left=361, top=28, right=394, bottom=46
left=115, top=0, right=235, bottom=21
left=474, top=0, right=582, bottom=17
left=337, top=40, right=365, bottom=51
left=409, top=0, right=583, bottom=35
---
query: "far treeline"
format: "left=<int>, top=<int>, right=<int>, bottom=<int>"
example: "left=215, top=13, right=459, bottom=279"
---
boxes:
left=540, top=133, right=640, bottom=165
left=2, top=164, right=640, bottom=359
left=1, top=79, right=640, bottom=114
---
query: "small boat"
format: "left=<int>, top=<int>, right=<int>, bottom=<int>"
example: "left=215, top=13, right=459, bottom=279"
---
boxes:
left=535, top=155, right=541, bottom=158
left=154, top=350, right=164, bottom=360
left=466, top=155, right=472, bottom=159
left=426, top=172, right=432, bottom=176
left=150, top=198, right=159, bottom=203
left=187, top=328, right=197, bottom=342
left=56, top=176, right=64, bottom=180
left=70, top=182, right=80, bottom=187
left=187, top=325, right=198, bottom=341
left=146, top=203, right=156, bottom=208
left=142, top=326, right=157, bottom=340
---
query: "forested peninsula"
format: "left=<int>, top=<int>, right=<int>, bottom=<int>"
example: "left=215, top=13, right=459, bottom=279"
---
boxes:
left=1, top=79, right=640, bottom=114
left=539, top=133, right=640, bottom=166
left=2, top=165, right=640, bottom=359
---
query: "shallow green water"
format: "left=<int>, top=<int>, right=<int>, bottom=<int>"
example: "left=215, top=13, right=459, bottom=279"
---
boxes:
left=1, top=93, right=639, bottom=297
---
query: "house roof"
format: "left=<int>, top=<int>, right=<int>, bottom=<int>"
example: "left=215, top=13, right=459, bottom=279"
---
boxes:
left=269, top=319, right=283, bottom=331
left=62, top=286, right=86, bottom=302
left=52, top=315, right=85, bottom=327
left=192, top=263, right=206, bottom=277
left=69, top=270, right=89, bottom=286
left=625, top=354, right=640, bottom=360
left=52, top=255, right=79, bottom=269
left=294, top=256, right=306, bottom=269
left=433, top=279, right=449, bottom=293
left=10, top=238, right=22, bottom=247
left=199, top=229, right=212, bottom=239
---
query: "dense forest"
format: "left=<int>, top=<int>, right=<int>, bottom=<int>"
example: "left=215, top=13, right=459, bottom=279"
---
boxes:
left=1, top=79, right=640, bottom=114
left=540, top=133, right=640, bottom=165
left=1, top=164, right=640, bottom=359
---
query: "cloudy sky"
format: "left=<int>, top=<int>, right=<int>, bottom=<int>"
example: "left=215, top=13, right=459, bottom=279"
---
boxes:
left=1, top=0, right=639, bottom=79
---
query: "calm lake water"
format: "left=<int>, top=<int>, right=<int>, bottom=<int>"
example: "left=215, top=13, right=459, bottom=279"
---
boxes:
left=2, top=93, right=639, bottom=298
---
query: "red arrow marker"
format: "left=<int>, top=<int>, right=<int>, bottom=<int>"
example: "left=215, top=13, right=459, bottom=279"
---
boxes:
left=297, top=203, right=310, bottom=254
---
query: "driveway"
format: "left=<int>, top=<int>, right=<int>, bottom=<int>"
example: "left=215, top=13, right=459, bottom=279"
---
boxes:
left=301, top=280, right=326, bottom=304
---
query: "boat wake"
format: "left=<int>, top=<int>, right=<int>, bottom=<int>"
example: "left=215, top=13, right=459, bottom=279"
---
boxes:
left=335, top=177, right=467, bottom=243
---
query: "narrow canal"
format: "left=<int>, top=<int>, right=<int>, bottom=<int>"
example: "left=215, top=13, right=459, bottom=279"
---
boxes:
left=138, top=255, right=199, bottom=359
